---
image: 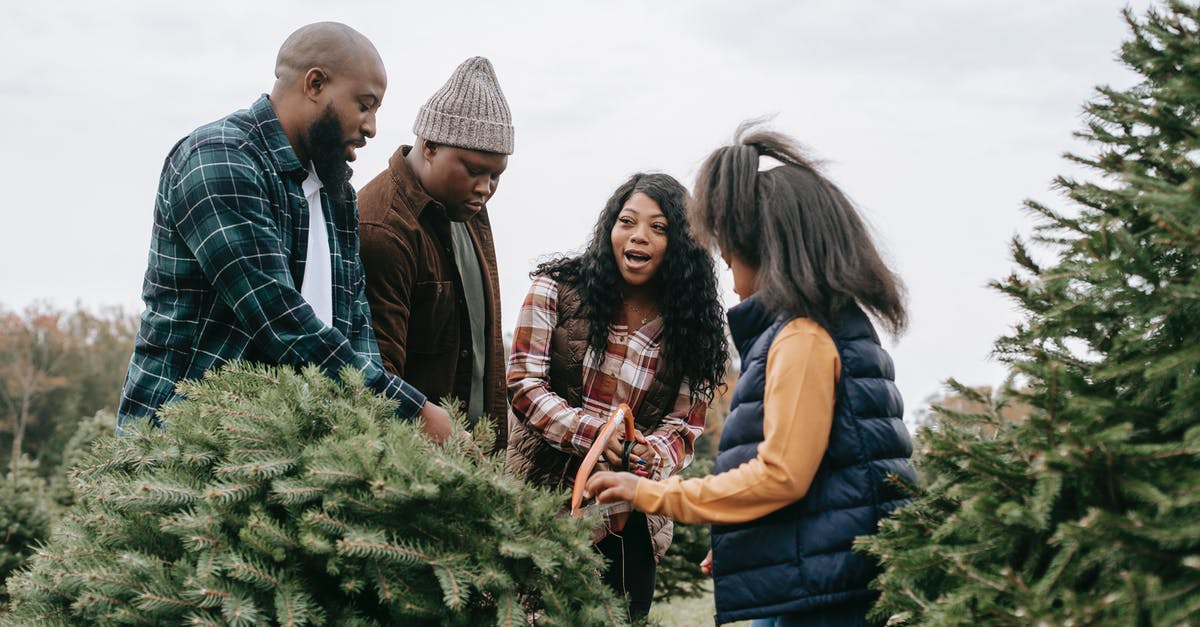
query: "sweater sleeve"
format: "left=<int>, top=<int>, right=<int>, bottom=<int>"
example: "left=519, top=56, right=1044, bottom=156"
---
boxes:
left=631, top=318, right=839, bottom=524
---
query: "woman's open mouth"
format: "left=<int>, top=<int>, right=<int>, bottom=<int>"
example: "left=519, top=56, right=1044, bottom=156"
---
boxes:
left=623, top=250, right=652, bottom=270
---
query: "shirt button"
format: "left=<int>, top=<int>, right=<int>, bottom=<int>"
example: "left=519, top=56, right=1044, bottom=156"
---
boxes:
left=300, top=200, right=307, bottom=207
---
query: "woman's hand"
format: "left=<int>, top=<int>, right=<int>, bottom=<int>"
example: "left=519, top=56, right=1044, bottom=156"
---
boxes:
left=700, top=550, right=713, bottom=576
left=583, top=470, right=640, bottom=504
left=627, top=440, right=654, bottom=462
left=600, top=425, right=647, bottom=468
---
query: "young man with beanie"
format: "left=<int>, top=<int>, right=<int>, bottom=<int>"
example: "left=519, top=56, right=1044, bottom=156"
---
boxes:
left=119, top=23, right=453, bottom=443
left=358, top=56, right=512, bottom=450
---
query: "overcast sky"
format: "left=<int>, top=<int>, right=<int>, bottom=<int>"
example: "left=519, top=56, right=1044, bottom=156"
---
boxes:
left=1, top=0, right=1151, bottom=422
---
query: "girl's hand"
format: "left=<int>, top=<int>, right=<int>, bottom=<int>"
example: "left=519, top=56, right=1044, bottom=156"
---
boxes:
left=700, top=550, right=713, bottom=576
left=583, top=470, right=640, bottom=504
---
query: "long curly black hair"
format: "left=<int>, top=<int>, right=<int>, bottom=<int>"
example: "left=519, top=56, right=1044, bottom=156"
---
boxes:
left=534, top=173, right=729, bottom=402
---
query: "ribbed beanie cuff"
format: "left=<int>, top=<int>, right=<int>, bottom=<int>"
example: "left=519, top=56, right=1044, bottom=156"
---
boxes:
left=414, top=107, right=514, bottom=155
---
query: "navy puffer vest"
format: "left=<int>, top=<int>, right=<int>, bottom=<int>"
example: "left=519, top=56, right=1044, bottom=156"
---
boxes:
left=711, top=296, right=916, bottom=625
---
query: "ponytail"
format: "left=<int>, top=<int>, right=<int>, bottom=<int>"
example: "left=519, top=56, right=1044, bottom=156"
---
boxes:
left=689, top=121, right=908, bottom=335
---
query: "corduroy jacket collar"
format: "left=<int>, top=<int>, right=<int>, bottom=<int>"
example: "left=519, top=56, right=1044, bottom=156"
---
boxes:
left=385, top=145, right=477, bottom=222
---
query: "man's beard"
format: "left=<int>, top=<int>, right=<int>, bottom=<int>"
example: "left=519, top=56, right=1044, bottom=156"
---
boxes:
left=308, top=105, right=354, bottom=214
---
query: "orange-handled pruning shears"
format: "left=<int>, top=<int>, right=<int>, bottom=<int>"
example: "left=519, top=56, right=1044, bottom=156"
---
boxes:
left=570, top=403, right=636, bottom=517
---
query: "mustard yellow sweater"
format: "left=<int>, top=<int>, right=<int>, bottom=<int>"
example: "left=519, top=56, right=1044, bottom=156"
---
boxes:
left=633, top=318, right=840, bottom=524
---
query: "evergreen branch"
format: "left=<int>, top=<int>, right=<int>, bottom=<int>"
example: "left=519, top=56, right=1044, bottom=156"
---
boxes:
left=273, top=585, right=322, bottom=627
left=218, top=427, right=275, bottom=448
left=268, top=484, right=325, bottom=506
left=202, top=481, right=264, bottom=506
left=433, top=564, right=468, bottom=610
left=336, top=535, right=434, bottom=566
left=109, top=606, right=163, bottom=626
left=218, top=591, right=264, bottom=627
left=305, top=468, right=366, bottom=487
left=338, top=492, right=389, bottom=516
left=373, top=563, right=396, bottom=604
left=136, top=591, right=204, bottom=611
left=243, top=511, right=300, bottom=551
left=339, top=576, right=365, bottom=595
left=205, top=404, right=275, bottom=427
left=183, top=613, right=222, bottom=627
left=214, top=458, right=297, bottom=481
left=302, top=511, right=353, bottom=537
left=495, top=594, right=524, bottom=627
left=226, top=447, right=272, bottom=456
left=67, top=570, right=145, bottom=591
left=74, top=591, right=122, bottom=609
left=223, top=555, right=281, bottom=590
left=179, top=451, right=218, bottom=469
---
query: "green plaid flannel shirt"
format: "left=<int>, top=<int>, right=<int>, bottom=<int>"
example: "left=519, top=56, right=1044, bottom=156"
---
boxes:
left=119, top=95, right=426, bottom=427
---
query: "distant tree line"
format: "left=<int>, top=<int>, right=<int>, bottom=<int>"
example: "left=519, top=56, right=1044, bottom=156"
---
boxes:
left=0, top=303, right=136, bottom=478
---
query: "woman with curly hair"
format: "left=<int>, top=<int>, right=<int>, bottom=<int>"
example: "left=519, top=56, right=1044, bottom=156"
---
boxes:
left=585, top=125, right=917, bottom=626
left=506, top=172, right=728, bottom=620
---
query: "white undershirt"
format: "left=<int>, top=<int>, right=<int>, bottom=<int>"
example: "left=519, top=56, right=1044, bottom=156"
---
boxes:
left=300, top=166, right=334, bottom=328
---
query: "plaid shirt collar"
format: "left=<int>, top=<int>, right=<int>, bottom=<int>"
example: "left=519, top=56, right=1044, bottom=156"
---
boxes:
left=249, top=95, right=307, bottom=181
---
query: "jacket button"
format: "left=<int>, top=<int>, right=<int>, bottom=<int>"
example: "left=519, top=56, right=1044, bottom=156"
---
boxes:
left=460, top=349, right=469, bottom=358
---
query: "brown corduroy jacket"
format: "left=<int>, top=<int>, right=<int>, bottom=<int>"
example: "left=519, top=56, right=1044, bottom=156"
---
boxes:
left=357, top=145, right=507, bottom=451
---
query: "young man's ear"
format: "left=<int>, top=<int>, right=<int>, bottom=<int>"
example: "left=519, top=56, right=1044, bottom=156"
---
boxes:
left=302, top=68, right=329, bottom=102
left=421, top=139, right=442, bottom=160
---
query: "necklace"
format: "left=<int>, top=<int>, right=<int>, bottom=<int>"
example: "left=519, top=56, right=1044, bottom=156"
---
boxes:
left=626, top=302, right=657, bottom=326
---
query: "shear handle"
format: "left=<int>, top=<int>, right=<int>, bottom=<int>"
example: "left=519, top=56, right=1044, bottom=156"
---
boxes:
left=569, top=403, right=635, bottom=516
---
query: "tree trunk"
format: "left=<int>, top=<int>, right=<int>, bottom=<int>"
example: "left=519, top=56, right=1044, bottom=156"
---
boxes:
left=11, top=390, right=31, bottom=478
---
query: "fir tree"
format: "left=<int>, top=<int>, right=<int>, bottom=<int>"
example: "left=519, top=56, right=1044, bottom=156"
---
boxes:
left=0, top=457, right=51, bottom=609
left=47, top=410, right=115, bottom=508
left=652, top=454, right=713, bottom=603
left=859, top=2, right=1200, bottom=625
left=3, top=363, right=625, bottom=626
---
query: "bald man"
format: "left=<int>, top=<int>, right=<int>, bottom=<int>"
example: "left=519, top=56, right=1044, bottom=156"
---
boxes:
left=119, top=22, right=452, bottom=441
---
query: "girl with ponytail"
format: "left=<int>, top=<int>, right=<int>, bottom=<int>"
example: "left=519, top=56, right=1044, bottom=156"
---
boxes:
left=586, top=123, right=917, bottom=626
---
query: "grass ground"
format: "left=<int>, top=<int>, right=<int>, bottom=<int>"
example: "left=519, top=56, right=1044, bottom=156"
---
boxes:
left=650, top=584, right=751, bottom=627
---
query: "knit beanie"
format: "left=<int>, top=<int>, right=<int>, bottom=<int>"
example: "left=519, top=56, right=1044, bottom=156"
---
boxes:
left=412, top=56, right=514, bottom=155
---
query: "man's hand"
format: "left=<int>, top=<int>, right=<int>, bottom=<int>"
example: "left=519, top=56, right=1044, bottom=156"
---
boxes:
left=583, top=470, right=640, bottom=504
left=700, top=550, right=713, bottom=576
left=418, top=402, right=453, bottom=443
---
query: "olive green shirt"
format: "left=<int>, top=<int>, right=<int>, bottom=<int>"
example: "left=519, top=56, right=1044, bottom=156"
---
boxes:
left=450, top=221, right=486, bottom=423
